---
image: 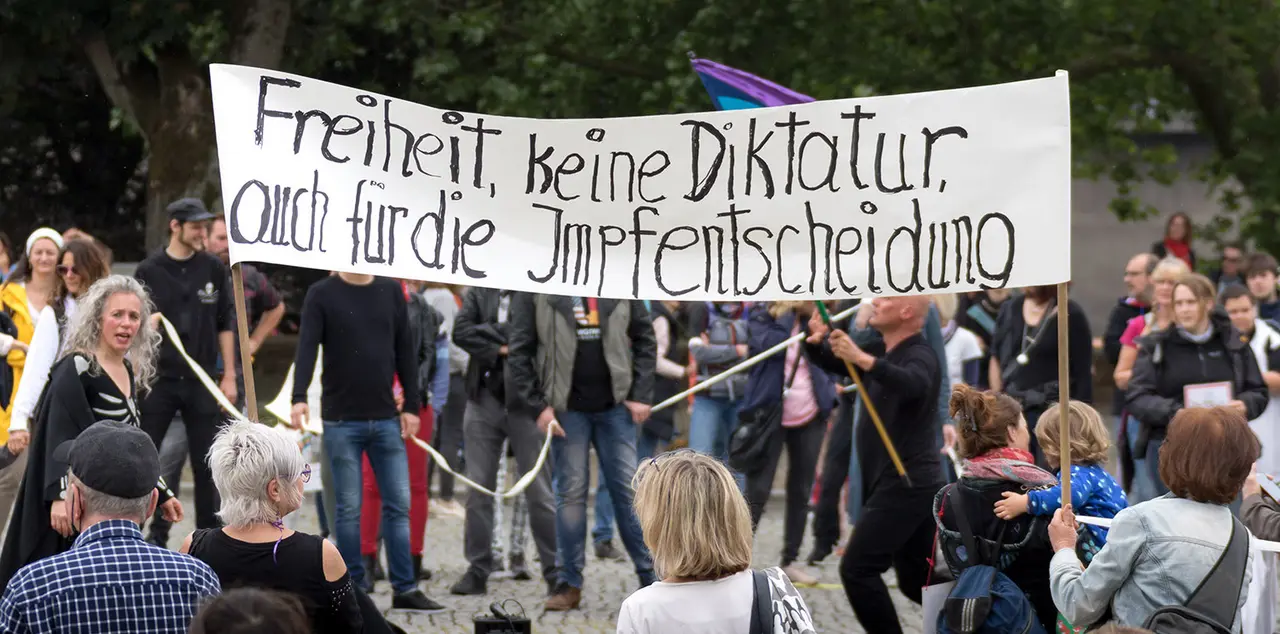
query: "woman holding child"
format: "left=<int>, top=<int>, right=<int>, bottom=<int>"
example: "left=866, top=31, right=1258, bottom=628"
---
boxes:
left=1049, top=406, right=1259, bottom=630
left=933, top=384, right=1060, bottom=633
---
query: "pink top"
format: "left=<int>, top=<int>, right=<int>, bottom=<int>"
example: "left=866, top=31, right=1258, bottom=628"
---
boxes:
left=781, top=325, right=818, bottom=427
left=1119, top=315, right=1148, bottom=348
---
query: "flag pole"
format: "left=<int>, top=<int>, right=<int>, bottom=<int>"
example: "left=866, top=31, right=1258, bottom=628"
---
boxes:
left=231, top=263, right=258, bottom=423
left=1057, top=282, right=1071, bottom=507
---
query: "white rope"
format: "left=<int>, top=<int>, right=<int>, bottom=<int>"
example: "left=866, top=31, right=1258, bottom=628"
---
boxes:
left=651, top=303, right=861, bottom=412
left=162, top=315, right=554, bottom=500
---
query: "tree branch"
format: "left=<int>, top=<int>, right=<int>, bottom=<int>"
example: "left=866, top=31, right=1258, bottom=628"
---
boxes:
left=1163, top=50, right=1239, bottom=160
left=539, top=39, right=665, bottom=81
left=227, top=0, right=293, bottom=68
left=82, top=30, right=160, bottom=139
left=1066, top=47, right=1160, bottom=82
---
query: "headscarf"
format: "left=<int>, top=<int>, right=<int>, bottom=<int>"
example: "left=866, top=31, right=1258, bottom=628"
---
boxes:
left=24, top=228, right=64, bottom=257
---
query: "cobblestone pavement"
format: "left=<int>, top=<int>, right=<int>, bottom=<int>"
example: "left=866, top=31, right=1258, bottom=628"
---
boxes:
left=168, top=487, right=924, bottom=633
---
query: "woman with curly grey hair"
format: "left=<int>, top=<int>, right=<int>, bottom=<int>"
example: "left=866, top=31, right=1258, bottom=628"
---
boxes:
left=183, top=420, right=363, bottom=634
left=0, top=275, right=183, bottom=588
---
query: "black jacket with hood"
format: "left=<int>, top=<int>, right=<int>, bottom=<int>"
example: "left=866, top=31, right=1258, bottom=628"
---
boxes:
left=1126, top=310, right=1268, bottom=446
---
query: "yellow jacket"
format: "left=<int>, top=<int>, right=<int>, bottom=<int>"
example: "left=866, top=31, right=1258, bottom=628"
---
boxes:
left=1, top=282, right=34, bottom=444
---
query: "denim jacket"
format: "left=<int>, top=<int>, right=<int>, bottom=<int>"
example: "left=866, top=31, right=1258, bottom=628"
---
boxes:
left=1050, top=495, right=1254, bottom=631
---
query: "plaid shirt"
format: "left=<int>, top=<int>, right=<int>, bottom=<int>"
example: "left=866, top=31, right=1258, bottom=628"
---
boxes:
left=0, top=519, right=221, bottom=633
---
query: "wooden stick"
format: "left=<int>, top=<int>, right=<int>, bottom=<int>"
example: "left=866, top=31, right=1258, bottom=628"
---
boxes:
left=817, top=302, right=911, bottom=485
left=1057, top=282, right=1071, bottom=507
left=844, top=359, right=912, bottom=486
left=651, top=303, right=861, bottom=412
left=231, top=263, right=259, bottom=423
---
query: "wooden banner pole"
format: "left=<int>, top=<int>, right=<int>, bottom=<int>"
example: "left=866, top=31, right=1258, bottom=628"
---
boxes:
left=1057, top=282, right=1071, bottom=508
left=231, top=263, right=259, bottom=423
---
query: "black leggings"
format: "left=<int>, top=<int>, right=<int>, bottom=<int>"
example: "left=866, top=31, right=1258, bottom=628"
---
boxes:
left=139, top=377, right=226, bottom=530
left=812, top=398, right=855, bottom=556
left=429, top=374, right=467, bottom=501
left=744, top=416, right=826, bottom=566
left=840, top=484, right=939, bottom=634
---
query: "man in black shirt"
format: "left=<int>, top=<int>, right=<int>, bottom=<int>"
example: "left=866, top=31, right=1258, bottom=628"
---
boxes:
left=290, top=272, right=444, bottom=612
left=806, top=295, right=942, bottom=634
left=145, top=214, right=289, bottom=547
left=447, top=288, right=559, bottom=596
left=134, top=198, right=236, bottom=531
left=506, top=294, right=657, bottom=611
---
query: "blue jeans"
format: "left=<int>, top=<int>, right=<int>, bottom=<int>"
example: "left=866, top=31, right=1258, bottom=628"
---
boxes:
left=552, top=405, right=655, bottom=589
left=688, top=395, right=739, bottom=460
left=847, top=397, right=863, bottom=525
left=323, top=418, right=416, bottom=594
left=1144, top=434, right=1171, bottom=499
left=1125, top=415, right=1160, bottom=504
left=592, top=427, right=663, bottom=544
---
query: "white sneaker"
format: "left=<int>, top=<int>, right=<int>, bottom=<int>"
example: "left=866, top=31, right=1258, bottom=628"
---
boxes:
left=782, top=564, right=818, bottom=586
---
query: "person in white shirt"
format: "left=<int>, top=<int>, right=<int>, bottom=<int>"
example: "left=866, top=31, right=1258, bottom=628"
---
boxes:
left=617, top=450, right=815, bottom=634
left=7, top=240, right=111, bottom=453
left=933, top=294, right=984, bottom=388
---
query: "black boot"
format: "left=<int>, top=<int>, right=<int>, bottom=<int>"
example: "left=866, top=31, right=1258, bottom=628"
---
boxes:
left=363, top=554, right=385, bottom=586
left=412, top=554, right=433, bottom=582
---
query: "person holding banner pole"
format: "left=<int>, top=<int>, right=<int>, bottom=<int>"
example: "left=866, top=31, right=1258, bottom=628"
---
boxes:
left=506, top=293, right=657, bottom=611
left=805, top=295, right=943, bottom=632
left=134, top=199, right=236, bottom=531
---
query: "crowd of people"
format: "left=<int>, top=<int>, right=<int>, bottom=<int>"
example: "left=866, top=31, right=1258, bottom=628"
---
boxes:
left=0, top=203, right=1279, bottom=633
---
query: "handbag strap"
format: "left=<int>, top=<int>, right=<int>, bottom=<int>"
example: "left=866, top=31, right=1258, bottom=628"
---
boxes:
left=783, top=342, right=802, bottom=391
left=749, top=569, right=772, bottom=634
left=1183, top=516, right=1250, bottom=627
left=948, top=486, right=1007, bottom=567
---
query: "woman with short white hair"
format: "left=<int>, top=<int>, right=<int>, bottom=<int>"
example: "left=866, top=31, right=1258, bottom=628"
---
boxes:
left=617, top=450, right=816, bottom=634
left=182, top=421, right=362, bottom=634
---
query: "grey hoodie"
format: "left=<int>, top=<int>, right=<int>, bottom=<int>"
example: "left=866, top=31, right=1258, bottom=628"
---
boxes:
left=422, top=287, right=470, bottom=374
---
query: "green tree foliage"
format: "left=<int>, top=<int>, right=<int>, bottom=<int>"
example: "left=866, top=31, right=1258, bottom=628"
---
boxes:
left=3, top=0, right=1279, bottom=255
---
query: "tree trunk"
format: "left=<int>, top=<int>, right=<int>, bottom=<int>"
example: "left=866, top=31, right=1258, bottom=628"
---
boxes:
left=82, top=0, right=293, bottom=250
left=143, top=50, right=221, bottom=249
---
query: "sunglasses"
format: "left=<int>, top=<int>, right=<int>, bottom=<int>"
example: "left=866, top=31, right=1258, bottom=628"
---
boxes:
left=56, top=265, right=77, bottom=276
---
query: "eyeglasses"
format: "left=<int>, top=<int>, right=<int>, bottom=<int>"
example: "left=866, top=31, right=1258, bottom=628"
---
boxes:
left=56, top=265, right=76, bottom=276
left=295, top=464, right=312, bottom=483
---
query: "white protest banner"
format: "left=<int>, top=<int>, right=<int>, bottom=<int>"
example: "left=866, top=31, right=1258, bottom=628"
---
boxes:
left=209, top=65, right=1070, bottom=300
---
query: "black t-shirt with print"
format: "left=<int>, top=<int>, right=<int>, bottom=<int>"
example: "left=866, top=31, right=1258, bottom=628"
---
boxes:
left=568, top=297, right=614, bottom=413
left=135, top=249, right=233, bottom=378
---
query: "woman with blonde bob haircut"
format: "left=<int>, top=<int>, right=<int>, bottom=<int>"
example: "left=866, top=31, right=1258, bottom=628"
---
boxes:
left=616, top=450, right=816, bottom=634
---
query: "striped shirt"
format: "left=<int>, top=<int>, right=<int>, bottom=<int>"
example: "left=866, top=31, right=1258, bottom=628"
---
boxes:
left=0, top=519, right=221, bottom=633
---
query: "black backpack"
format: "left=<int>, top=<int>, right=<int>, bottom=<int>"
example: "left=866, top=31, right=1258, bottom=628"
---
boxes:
left=1143, top=516, right=1249, bottom=634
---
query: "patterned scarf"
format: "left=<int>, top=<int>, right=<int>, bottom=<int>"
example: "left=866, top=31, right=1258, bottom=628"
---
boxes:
left=963, top=447, right=1057, bottom=488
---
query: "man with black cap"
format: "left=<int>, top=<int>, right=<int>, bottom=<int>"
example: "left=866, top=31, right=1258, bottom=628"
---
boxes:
left=0, top=421, right=220, bottom=633
left=134, top=197, right=236, bottom=534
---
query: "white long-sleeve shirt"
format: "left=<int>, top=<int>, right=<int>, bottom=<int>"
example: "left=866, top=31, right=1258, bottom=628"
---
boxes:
left=652, top=315, right=687, bottom=380
left=10, top=297, right=76, bottom=432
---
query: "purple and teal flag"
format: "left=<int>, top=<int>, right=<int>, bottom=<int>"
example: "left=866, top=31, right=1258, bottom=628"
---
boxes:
left=689, top=57, right=814, bottom=110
